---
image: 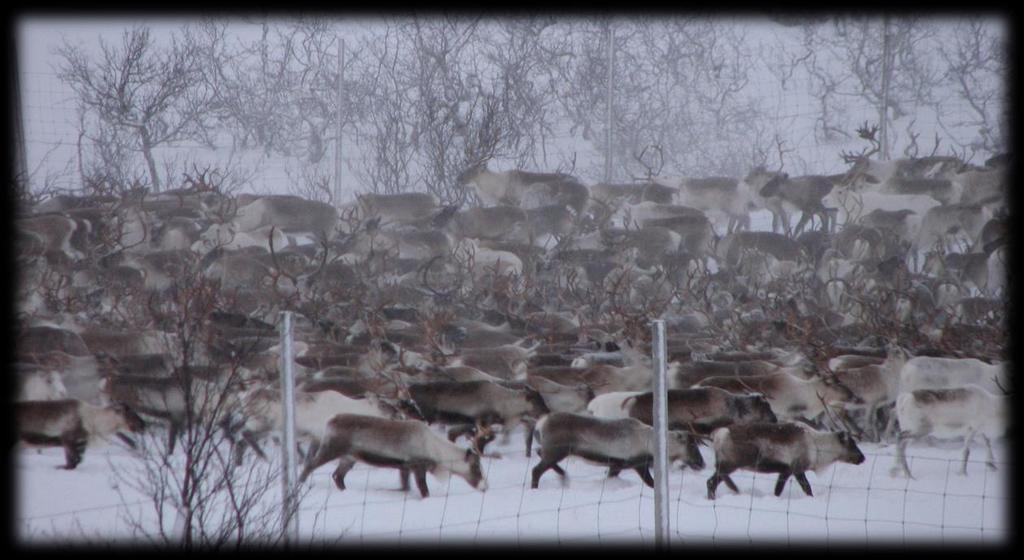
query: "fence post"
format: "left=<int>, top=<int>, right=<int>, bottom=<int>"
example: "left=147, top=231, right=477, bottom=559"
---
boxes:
left=651, top=319, right=670, bottom=550
left=879, top=15, right=892, bottom=161
left=334, top=36, right=346, bottom=207
left=603, top=19, right=615, bottom=183
left=279, top=311, right=299, bottom=545
left=9, top=31, right=29, bottom=199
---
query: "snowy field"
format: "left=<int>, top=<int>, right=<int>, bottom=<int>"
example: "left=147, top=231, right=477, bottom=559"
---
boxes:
left=16, top=423, right=1009, bottom=547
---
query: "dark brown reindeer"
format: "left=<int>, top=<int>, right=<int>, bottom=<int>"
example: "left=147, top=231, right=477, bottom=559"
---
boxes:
left=402, top=380, right=549, bottom=456
left=17, top=399, right=146, bottom=469
left=530, top=412, right=705, bottom=489
left=588, top=387, right=778, bottom=435
left=706, top=422, right=865, bottom=499
left=755, top=171, right=836, bottom=236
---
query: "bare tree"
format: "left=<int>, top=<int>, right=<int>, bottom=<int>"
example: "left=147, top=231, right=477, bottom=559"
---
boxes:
left=349, top=15, right=560, bottom=204
left=764, top=16, right=947, bottom=152
left=187, top=18, right=357, bottom=166
left=938, top=17, right=1008, bottom=155
left=109, top=249, right=303, bottom=549
left=56, top=26, right=214, bottom=191
left=544, top=17, right=764, bottom=179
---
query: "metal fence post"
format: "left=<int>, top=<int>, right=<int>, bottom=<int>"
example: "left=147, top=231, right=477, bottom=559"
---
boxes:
left=879, top=15, right=892, bottom=161
left=334, top=36, right=346, bottom=207
left=651, top=319, right=670, bottom=550
left=279, top=311, right=299, bottom=545
left=604, top=19, right=615, bottom=183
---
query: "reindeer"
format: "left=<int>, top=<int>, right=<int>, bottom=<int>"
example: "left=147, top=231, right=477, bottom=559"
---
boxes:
left=529, top=358, right=678, bottom=397
left=17, top=367, right=69, bottom=401
left=455, top=341, right=539, bottom=380
left=18, top=325, right=91, bottom=358
left=755, top=172, right=836, bottom=236
left=530, top=412, right=705, bottom=488
left=453, top=206, right=527, bottom=240
left=899, top=355, right=1010, bottom=396
left=233, top=194, right=338, bottom=235
left=356, top=192, right=439, bottom=225
left=298, top=414, right=488, bottom=498
left=17, top=213, right=85, bottom=260
left=98, top=374, right=240, bottom=455
left=695, top=371, right=862, bottom=426
left=706, top=422, right=865, bottom=499
left=892, top=385, right=1008, bottom=478
left=457, top=161, right=582, bottom=210
left=17, top=399, right=146, bottom=469
left=589, top=182, right=673, bottom=206
left=829, top=343, right=912, bottom=441
left=588, top=387, right=778, bottom=435
left=403, top=380, right=549, bottom=456
left=912, top=203, right=992, bottom=261
left=657, top=175, right=758, bottom=234
left=232, top=386, right=394, bottom=465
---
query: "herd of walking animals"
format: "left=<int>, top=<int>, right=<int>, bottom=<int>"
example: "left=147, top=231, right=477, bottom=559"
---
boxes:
left=15, top=124, right=1011, bottom=504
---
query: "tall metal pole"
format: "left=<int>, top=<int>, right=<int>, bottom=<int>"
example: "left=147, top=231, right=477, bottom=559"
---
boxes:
left=9, top=29, right=29, bottom=200
left=334, top=36, right=346, bottom=207
left=879, top=15, right=892, bottom=161
left=279, top=311, right=299, bottom=544
left=651, top=319, right=670, bottom=550
left=603, top=20, right=615, bottom=183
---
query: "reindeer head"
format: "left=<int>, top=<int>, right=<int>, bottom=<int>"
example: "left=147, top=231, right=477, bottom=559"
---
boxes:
left=832, top=431, right=866, bottom=465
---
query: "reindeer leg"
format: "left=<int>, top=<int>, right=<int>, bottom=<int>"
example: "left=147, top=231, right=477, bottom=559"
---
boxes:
left=523, top=418, right=536, bottom=458
left=412, top=463, right=431, bottom=498
left=531, top=448, right=569, bottom=489
left=297, top=439, right=342, bottom=485
left=707, top=462, right=739, bottom=499
left=243, top=430, right=269, bottom=461
left=774, top=472, right=791, bottom=496
left=634, top=465, right=655, bottom=488
left=881, top=407, right=899, bottom=444
left=471, top=423, right=498, bottom=457
left=793, top=213, right=810, bottom=237
left=868, top=403, right=881, bottom=442
left=166, top=421, right=180, bottom=456
left=893, top=430, right=917, bottom=478
left=59, top=428, right=88, bottom=470
left=330, top=457, right=357, bottom=491
left=981, top=434, right=997, bottom=471
left=400, top=467, right=411, bottom=491
left=960, top=429, right=975, bottom=475
left=722, top=474, right=740, bottom=494
left=794, top=472, right=814, bottom=497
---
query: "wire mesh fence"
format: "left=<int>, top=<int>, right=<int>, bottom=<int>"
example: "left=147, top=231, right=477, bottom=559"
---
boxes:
left=16, top=431, right=1009, bottom=547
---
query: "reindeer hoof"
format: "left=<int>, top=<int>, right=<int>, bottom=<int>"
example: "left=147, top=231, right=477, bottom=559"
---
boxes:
left=987, top=462, right=998, bottom=471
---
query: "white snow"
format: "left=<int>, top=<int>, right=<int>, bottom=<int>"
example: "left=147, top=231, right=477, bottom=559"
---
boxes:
left=16, top=425, right=1009, bottom=546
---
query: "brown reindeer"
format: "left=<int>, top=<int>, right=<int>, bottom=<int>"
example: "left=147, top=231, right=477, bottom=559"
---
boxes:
left=298, top=414, right=488, bottom=498
left=530, top=412, right=705, bottom=488
left=17, top=399, right=146, bottom=469
left=706, top=422, right=865, bottom=499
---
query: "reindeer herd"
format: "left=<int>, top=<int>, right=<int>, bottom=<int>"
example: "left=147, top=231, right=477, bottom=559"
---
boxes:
left=15, top=127, right=1009, bottom=504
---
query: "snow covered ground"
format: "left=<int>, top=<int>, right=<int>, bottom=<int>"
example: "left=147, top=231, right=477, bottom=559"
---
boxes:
left=16, top=424, right=1009, bottom=547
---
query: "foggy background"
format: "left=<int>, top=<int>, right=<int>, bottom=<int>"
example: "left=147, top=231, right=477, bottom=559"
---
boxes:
left=15, top=14, right=1007, bottom=205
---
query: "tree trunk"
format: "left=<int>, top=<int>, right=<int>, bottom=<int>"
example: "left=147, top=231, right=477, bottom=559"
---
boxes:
left=140, top=128, right=161, bottom=192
